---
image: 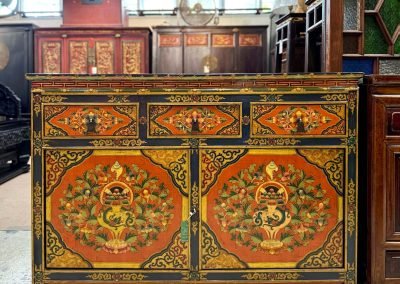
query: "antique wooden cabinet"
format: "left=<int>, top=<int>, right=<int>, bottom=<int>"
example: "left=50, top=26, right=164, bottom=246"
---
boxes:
left=152, top=26, right=267, bottom=74
left=0, top=24, right=35, bottom=118
left=35, top=28, right=150, bottom=74
left=368, top=75, right=400, bottom=283
left=29, top=73, right=360, bottom=283
left=274, top=13, right=306, bottom=73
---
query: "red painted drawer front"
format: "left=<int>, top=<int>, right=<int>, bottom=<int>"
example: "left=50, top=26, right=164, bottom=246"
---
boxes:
left=200, top=148, right=344, bottom=269
left=43, top=104, right=139, bottom=138
left=44, top=149, right=190, bottom=269
left=251, top=103, right=347, bottom=137
left=149, top=103, right=242, bottom=138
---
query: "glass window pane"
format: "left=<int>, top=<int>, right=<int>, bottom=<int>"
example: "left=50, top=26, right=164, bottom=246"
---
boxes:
left=224, top=0, right=259, bottom=9
left=140, top=0, right=177, bottom=10
left=124, top=0, right=139, bottom=11
left=20, top=0, right=61, bottom=16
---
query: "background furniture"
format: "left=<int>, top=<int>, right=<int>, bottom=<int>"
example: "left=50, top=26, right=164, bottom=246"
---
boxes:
left=274, top=13, right=306, bottom=73
left=35, top=27, right=150, bottom=74
left=342, top=0, right=400, bottom=74
left=29, top=73, right=360, bottom=283
left=0, top=84, right=29, bottom=184
left=152, top=26, right=268, bottom=74
left=368, top=75, right=400, bottom=283
left=0, top=23, right=35, bottom=118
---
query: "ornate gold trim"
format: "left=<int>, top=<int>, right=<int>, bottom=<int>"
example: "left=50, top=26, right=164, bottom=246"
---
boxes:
left=340, top=262, right=356, bottom=284
left=46, top=224, right=91, bottom=268
left=322, top=93, right=348, bottom=101
left=33, top=131, right=48, bottom=156
left=33, top=182, right=42, bottom=240
left=341, top=129, right=357, bottom=154
left=142, top=150, right=189, bottom=194
left=86, top=273, right=146, bottom=281
left=246, top=138, right=300, bottom=146
left=182, top=266, right=207, bottom=281
left=297, top=222, right=343, bottom=268
left=108, top=95, right=130, bottom=103
left=33, top=264, right=50, bottom=284
left=142, top=231, right=189, bottom=269
left=192, top=220, right=199, bottom=236
left=89, top=139, right=146, bottom=147
left=167, top=95, right=225, bottom=103
left=241, top=272, right=302, bottom=281
left=181, top=138, right=208, bottom=148
left=192, top=182, right=199, bottom=211
left=347, top=179, right=356, bottom=236
left=201, top=224, right=246, bottom=269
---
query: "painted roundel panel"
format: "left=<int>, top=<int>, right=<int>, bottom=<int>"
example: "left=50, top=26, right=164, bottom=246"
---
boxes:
left=200, top=148, right=345, bottom=269
left=44, top=149, right=190, bottom=269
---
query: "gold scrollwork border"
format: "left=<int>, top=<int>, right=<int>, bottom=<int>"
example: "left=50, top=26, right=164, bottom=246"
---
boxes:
left=33, top=265, right=50, bottom=284
left=341, top=129, right=357, bottom=154
left=87, top=273, right=146, bottom=282
left=33, top=182, right=42, bottom=239
left=246, top=138, right=300, bottom=146
left=347, top=179, right=356, bottom=236
left=167, top=95, right=225, bottom=103
left=108, top=95, right=130, bottom=103
left=89, top=139, right=147, bottom=147
left=340, top=263, right=356, bottom=284
left=33, top=131, right=49, bottom=156
left=242, top=272, right=302, bottom=281
left=182, top=266, right=207, bottom=281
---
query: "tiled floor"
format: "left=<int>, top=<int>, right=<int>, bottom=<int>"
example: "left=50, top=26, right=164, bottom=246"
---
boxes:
left=0, top=171, right=31, bottom=283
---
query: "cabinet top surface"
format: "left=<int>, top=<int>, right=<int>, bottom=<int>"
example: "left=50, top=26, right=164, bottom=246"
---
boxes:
left=26, top=73, right=363, bottom=91
left=26, top=73, right=363, bottom=81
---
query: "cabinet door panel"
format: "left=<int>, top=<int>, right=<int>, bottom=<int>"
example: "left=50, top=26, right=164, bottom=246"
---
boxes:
left=211, top=34, right=235, bottom=73
left=386, top=145, right=400, bottom=240
left=95, top=40, right=115, bottom=74
left=121, top=39, right=145, bottom=74
left=44, top=148, right=190, bottom=269
left=39, top=39, right=62, bottom=73
left=68, top=40, right=89, bottom=74
left=157, top=34, right=183, bottom=73
left=200, top=148, right=345, bottom=270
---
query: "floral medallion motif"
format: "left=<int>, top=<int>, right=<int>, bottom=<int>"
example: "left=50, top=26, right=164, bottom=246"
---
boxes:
left=252, top=104, right=346, bottom=136
left=58, top=160, right=175, bottom=255
left=213, top=162, right=333, bottom=255
left=149, top=104, right=240, bottom=137
left=44, top=105, right=138, bottom=137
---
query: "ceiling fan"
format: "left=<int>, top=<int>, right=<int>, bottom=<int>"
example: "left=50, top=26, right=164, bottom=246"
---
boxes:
left=178, top=0, right=218, bottom=26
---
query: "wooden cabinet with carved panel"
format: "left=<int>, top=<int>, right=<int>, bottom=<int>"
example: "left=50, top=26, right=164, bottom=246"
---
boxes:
left=35, top=28, right=149, bottom=74
left=152, top=26, right=267, bottom=74
left=29, top=73, right=360, bottom=283
left=367, top=75, right=400, bottom=283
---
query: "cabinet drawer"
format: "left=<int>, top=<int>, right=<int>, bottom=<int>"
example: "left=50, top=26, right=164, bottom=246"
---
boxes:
left=43, top=104, right=139, bottom=138
left=386, top=251, right=400, bottom=278
left=387, top=108, right=400, bottom=136
left=251, top=102, right=347, bottom=137
left=148, top=103, right=242, bottom=138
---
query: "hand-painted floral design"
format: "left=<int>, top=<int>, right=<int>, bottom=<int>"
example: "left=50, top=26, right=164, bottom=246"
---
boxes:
left=213, top=162, right=331, bottom=254
left=164, top=107, right=227, bottom=134
left=269, top=106, right=331, bottom=133
left=58, top=161, right=174, bottom=254
left=59, top=107, right=123, bottom=135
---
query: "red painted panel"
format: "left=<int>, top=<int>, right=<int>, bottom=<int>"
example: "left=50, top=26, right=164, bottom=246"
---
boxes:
left=63, top=0, right=127, bottom=27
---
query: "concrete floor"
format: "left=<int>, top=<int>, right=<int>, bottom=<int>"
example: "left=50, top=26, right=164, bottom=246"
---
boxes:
left=0, top=171, right=31, bottom=283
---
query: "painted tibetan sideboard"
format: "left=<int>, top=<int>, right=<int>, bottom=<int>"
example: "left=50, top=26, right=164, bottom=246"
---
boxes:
left=28, top=74, right=361, bottom=283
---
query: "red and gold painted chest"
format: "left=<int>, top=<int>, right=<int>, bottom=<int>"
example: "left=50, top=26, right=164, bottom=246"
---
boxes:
left=29, top=74, right=360, bottom=283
